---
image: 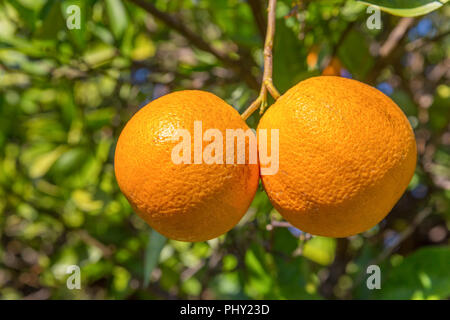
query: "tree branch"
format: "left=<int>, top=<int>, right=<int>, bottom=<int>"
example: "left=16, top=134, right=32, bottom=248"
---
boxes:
left=127, top=0, right=259, bottom=90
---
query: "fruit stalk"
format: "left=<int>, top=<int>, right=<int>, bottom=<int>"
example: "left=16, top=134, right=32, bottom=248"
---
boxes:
left=241, top=0, right=280, bottom=121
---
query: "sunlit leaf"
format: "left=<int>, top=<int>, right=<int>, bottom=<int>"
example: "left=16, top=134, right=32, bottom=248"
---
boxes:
left=131, top=33, right=155, bottom=61
left=303, top=237, right=337, bottom=266
left=29, top=146, right=67, bottom=178
left=105, top=0, right=129, bottom=41
left=358, top=0, right=448, bottom=17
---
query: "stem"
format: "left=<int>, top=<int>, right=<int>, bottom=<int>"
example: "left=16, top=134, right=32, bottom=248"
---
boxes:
left=241, top=0, right=280, bottom=121
left=241, top=96, right=262, bottom=121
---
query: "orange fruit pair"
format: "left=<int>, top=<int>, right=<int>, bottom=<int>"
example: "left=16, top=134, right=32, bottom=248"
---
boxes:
left=114, top=76, right=417, bottom=241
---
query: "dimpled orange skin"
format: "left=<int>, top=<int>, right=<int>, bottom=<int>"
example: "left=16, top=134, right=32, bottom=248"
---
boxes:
left=257, top=76, right=417, bottom=237
left=114, top=90, right=259, bottom=242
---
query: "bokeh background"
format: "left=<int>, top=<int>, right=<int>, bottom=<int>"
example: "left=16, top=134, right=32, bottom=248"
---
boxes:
left=0, top=0, right=449, bottom=300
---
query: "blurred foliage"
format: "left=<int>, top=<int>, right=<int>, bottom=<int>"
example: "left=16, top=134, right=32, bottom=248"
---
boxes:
left=0, top=0, right=449, bottom=300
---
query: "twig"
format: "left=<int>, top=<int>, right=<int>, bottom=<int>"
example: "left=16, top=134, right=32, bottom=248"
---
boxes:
left=180, top=260, right=205, bottom=281
left=405, top=29, right=450, bottom=52
left=23, top=288, right=51, bottom=300
left=266, top=220, right=313, bottom=256
left=379, top=17, right=415, bottom=58
left=266, top=220, right=293, bottom=230
left=76, top=230, right=114, bottom=258
left=147, top=282, right=179, bottom=300
left=293, top=233, right=313, bottom=256
left=241, top=0, right=281, bottom=120
left=366, top=17, right=416, bottom=84
left=377, top=207, right=433, bottom=263
left=127, top=0, right=259, bottom=90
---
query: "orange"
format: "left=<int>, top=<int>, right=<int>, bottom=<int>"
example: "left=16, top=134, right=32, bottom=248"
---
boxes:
left=114, top=90, right=259, bottom=242
left=322, top=57, right=342, bottom=76
left=257, top=76, right=417, bottom=237
left=306, top=45, right=319, bottom=69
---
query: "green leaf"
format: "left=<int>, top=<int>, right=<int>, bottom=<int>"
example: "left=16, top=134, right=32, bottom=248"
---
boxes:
left=244, top=244, right=274, bottom=298
left=50, top=147, right=89, bottom=176
left=375, top=246, right=450, bottom=299
left=143, top=230, right=167, bottom=287
left=269, top=229, right=321, bottom=299
left=105, top=0, right=129, bottom=41
left=35, top=0, right=65, bottom=40
left=338, top=29, right=374, bottom=79
left=85, top=108, right=116, bottom=129
left=392, top=90, right=418, bottom=117
left=273, top=2, right=309, bottom=92
left=358, top=0, right=448, bottom=17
